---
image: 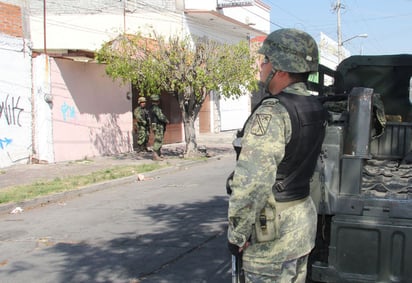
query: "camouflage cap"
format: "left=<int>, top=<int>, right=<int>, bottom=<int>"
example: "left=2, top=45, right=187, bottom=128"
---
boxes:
left=151, top=94, right=160, bottom=101
left=258, top=28, right=319, bottom=73
left=138, top=96, right=146, bottom=103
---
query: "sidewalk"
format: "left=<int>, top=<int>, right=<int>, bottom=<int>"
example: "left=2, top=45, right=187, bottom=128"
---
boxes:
left=0, top=131, right=236, bottom=212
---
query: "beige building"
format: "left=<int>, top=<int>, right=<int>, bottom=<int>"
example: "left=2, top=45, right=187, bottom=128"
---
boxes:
left=0, top=0, right=270, bottom=167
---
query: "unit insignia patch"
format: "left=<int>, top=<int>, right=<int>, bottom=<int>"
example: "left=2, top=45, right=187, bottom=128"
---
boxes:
left=251, top=114, right=271, bottom=136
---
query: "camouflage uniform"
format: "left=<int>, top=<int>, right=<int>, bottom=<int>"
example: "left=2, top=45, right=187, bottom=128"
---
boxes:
left=134, top=97, right=150, bottom=152
left=228, top=29, right=324, bottom=282
left=228, top=84, right=318, bottom=282
left=150, top=95, right=169, bottom=159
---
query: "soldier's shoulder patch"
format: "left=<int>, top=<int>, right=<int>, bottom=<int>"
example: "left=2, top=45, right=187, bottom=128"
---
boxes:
left=261, top=97, right=280, bottom=106
left=251, top=113, right=272, bottom=136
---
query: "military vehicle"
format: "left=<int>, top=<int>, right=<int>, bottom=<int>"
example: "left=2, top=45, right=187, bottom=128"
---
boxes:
left=308, top=54, right=412, bottom=282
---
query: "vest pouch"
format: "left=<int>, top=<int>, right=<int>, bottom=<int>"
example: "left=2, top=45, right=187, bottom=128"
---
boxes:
left=255, top=205, right=278, bottom=243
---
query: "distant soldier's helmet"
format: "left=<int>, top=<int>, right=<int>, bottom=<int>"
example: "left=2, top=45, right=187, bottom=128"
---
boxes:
left=258, top=28, right=319, bottom=73
left=151, top=94, right=160, bottom=101
left=138, top=96, right=146, bottom=103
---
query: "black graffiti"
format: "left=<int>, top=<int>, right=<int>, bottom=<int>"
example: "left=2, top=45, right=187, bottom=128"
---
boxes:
left=0, top=94, right=24, bottom=127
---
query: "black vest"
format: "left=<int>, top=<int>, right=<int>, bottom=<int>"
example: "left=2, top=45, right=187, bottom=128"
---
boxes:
left=273, top=92, right=328, bottom=202
left=232, top=92, right=328, bottom=201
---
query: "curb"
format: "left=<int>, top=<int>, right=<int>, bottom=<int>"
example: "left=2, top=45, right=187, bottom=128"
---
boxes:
left=0, top=154, right=230, bottom=216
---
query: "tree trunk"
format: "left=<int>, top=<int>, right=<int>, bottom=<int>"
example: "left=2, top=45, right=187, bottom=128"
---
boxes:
left=183, top=114, right=198, bottom=157
left=178, top=89, right=206, bottom=157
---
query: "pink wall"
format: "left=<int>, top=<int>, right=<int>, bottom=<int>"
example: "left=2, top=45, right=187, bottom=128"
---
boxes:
left=51, top=58, right=133, bottom=162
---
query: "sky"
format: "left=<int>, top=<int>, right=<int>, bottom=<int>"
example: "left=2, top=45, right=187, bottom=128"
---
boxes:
left=267, top=0, right=412, bottom=56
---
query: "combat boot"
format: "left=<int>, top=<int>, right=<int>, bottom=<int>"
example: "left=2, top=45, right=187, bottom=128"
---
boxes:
left=153, top=151, right=163, bottom=161
left=136, top=145, right=145, bottom=153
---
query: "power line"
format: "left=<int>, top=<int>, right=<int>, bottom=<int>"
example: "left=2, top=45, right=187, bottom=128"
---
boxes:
left=31, top=1, right=272, bottom=46
left=239, top=3, right=282, bottom=29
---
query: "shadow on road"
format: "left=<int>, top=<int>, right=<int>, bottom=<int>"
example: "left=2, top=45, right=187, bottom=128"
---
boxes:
left=45, top=196, right=231, bottom=283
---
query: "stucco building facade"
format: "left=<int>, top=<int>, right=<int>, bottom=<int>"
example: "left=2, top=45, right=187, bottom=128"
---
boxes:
left=0, top=0, right=270, bottom=168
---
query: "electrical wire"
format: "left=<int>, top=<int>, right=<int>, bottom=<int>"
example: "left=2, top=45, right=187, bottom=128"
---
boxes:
left=30, top=0, right=270, bottom=44
left=262, top=0, right=412, bottom=55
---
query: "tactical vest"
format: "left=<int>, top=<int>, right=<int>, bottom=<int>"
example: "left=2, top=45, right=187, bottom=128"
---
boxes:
left=231, top=92, right=328, bottom=201
left=150, top=105, right=159, bottom=124
left=273, top=92, right=328, bottom=202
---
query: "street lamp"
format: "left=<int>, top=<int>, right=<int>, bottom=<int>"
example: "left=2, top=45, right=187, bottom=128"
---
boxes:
left=341, top=33, right=368, bottom=44
left=338, top=33, right=368, bottom=62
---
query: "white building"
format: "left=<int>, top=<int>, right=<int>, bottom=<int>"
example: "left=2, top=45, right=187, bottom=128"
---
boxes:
left=0, top=0, right=270, bottom=167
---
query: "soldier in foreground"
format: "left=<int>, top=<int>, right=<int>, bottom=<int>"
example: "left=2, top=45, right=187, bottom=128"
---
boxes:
left=134, top=96, right=150, bottom=153
left=150, top=94, right=169, bottom=161
left=227, top=28, right=328, bottom=282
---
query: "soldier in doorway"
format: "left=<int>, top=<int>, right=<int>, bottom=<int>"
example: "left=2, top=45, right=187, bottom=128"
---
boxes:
left=133, top=96, right=150, bottom=153
left=150, top=94, right=169, bottom=161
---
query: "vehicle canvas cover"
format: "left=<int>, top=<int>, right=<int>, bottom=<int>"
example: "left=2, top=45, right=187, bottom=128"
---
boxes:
left=334, top=54, right=412, bottom=122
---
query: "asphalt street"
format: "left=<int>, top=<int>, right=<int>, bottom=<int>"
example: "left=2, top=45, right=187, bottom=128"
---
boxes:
left=0, top=155, right=236, bottom=283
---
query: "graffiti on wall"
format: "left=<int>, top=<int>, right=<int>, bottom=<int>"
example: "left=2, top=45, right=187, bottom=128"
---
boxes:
left=0, top=32, right=33, bottom=168
left=61, top=102, right=76, bottom=121
left=0, top=91, right=31, bottom=166
left=0, top=137, right=12, bottom=149
left=0, top=94, right=24, bottom=127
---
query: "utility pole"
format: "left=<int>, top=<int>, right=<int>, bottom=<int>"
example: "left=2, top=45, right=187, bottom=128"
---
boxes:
left=334, top=1, right=367, bottom=63
left=43, top=0, right=47, bottom=54
left=123, top=0, right=126, bottom=33
left=333, top=0, right=343, bottom=63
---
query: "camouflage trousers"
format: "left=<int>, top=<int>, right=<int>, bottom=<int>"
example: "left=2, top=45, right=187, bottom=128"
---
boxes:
left=244, top=254, right=308, bottom=283
left=152, top=123, right=165, bottom=152
left=137, top=125, right=149, bottom=147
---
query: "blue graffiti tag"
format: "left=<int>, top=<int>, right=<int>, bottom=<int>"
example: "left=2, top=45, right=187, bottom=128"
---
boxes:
left=61, top=102, right=76, bottom=121
left=0, top=137, right=12, bottom=150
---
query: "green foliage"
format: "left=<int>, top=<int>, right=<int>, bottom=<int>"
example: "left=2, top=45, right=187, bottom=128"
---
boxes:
left=216, top=40, right=259, bottom=98
left=95, top=34, right=163, bottom=97
left=96, top=32, right=258, bottom=102
left=96, top=32, right=259, bottom=153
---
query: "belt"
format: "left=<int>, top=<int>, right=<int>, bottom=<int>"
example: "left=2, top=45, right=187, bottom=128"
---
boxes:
left=275, top=196, right=308, bottom=214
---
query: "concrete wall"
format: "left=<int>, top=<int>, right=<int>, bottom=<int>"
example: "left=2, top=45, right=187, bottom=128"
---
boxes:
left=32, top=54, right=54, bottom=163
left=0, top=0, right=272, bottom=168
left=221, top=1, right=270, bottom=34
left=184, top=0, right=217, bottom=10
left=220, top=94, right=250, bottom=131
left=29, top=0, right=176, bottom=15
left=50, top=58, right=133, bottom=162
left=30, top=13, right=185, bottom=52
left=0, top=2, right=33, bottom=168
left=29, top=0, right=183, bottom=51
